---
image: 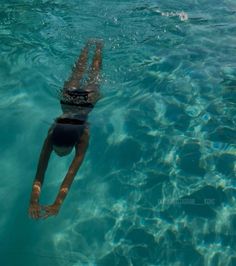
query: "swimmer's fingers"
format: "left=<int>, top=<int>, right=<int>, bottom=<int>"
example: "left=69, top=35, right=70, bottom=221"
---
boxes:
left=30, top=208, right=39, bottom=219
left=41, top=211, right=54, bottom=219
left=41, top=212, right=50, bottom=219
left=28, top=209, right=34, bottom=219
left=41, top=206, right=50, bottom=219
left=28, top=203, right=42, bottom=219
left=33, top=210, right=39, bottom=219
left=41, top=205, right=59, bottom=219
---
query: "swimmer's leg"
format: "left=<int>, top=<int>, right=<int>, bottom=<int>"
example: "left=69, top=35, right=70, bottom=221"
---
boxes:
left=85, top=41, right=103, bottom=104
left=63, top=42, right=90, bottom=89
left=88, top=41, right=103, bottom=85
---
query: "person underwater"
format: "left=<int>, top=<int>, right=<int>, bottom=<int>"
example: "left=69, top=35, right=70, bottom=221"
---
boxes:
left=29, top=40, right=103, bottom=219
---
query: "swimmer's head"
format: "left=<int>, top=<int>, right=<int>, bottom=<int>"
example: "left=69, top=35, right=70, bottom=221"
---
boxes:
left=53, top=145, right=73, bottom=157
left=51, top=122, right=82, bottom=157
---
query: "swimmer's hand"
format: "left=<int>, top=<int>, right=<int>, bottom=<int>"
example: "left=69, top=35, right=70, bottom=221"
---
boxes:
left=29, top=202, right=43, bottom=219
left=42, top=203, right=61, bottom=219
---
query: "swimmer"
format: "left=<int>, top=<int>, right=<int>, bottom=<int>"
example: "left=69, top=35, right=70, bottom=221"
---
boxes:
left=29, top=40, right=103, bottom=219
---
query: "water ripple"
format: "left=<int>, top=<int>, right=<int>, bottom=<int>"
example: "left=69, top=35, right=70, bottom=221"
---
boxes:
left=1, top=0, right=236, bottom=265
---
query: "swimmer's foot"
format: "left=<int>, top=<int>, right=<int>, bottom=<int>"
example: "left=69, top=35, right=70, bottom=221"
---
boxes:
left=87, top=38, right=104, bottom=48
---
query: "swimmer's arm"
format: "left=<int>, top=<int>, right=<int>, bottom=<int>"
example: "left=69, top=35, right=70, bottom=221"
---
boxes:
left=29, top=135, right=53, bottom=204
left=54, top=129, right=89, bottom=207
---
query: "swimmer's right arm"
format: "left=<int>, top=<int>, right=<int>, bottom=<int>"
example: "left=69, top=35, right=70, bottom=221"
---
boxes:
left=29, top=135, right=53, bottom=219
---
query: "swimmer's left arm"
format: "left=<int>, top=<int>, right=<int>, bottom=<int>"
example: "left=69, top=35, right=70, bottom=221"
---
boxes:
left=42, top=129, right=89, bottom=218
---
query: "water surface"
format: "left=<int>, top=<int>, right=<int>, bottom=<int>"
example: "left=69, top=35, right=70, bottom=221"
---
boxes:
left=1, top=0, right=236, bottom=265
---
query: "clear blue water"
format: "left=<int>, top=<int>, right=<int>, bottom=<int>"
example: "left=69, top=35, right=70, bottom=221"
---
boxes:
left=1, top=0, right=236, bottom=265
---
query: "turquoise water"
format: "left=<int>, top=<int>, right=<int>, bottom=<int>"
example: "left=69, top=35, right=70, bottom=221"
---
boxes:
left=1, top=0, right=236, bottom=265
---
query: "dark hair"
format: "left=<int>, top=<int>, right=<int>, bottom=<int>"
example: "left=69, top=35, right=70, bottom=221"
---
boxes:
left=51, top=123, right=83, bottom=147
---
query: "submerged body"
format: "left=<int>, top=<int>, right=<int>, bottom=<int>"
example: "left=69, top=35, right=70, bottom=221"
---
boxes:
left=29, top=41, right=103, bottom=219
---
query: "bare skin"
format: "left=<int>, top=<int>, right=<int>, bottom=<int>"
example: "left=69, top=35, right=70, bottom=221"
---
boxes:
left=29, top=41, right=103, bottom=219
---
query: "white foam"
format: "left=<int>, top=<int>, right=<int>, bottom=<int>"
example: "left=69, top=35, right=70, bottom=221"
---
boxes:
left=154, top=8, right=189, bottom=21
